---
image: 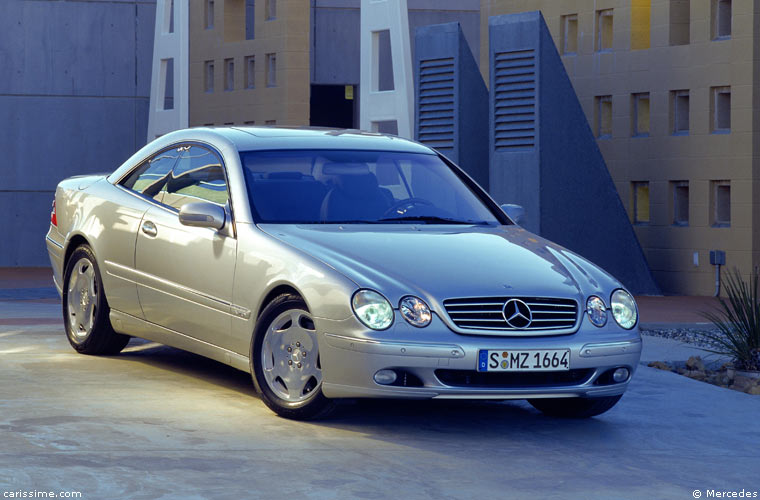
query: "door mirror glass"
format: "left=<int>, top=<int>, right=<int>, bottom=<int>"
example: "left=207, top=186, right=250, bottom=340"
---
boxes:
left=501, top=203, right=526, bottom=225
left=178, top=202, right=226, bottom=230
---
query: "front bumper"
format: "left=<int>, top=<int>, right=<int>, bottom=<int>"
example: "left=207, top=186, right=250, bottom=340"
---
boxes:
left=317, top=313, right=642, bottom=400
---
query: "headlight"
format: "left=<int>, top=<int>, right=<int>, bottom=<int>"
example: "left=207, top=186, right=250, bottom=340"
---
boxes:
left=399, top=296, right=432, bottom=327
left=611, top=289, right=638, bottom=329
left=586, top=296, right=608, bottom=327
left=352, top=289, right=393, bottom=330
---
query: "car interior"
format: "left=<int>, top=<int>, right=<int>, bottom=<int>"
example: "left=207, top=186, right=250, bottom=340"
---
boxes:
left=246, top=161, right=400, bottom=223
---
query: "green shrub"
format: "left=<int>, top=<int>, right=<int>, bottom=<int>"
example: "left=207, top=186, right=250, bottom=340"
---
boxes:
left=700, top=268, right=760, bottom=371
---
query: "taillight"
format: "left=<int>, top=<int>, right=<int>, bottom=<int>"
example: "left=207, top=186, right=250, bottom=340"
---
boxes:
left=51, top=200, right=57, bottom=227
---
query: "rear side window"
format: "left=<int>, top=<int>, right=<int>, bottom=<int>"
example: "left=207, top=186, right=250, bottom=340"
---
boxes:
left=162, top=145, right=229, bottom=210
left=120, top=148, right=180, bottom=201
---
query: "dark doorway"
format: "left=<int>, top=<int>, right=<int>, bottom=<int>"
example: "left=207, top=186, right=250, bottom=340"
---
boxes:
left=310, top=84, right=356, bottom=129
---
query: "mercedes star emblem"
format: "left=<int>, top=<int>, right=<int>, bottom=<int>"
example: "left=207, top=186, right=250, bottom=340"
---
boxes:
left=502, top=298, right=532, bottom=329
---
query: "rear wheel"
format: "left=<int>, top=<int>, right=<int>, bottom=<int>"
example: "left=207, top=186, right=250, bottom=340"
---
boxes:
left=528, top=395, right=622, bottom=418
left=62, top=245, right=130, bottom=355
left=251, top=293, right=335, bottom=420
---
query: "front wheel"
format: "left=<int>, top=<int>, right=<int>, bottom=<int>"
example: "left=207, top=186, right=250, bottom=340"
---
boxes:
left=250, top=294, right=335, bottom=420
left=528, top=395, right=622, bottom=418
left=62, top=245, right=130, bottom=355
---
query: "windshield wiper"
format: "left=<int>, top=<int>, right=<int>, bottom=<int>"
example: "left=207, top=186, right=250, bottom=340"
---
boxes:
left=376, top=215, right=489, bottom=225
left=317, top=220, right=384, bottom=224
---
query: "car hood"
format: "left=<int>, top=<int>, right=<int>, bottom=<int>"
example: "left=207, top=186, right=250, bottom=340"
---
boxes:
left=258, top=224, right=622, bottom=310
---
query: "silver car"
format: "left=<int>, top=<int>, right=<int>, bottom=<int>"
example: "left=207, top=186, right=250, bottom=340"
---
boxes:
left=45, top=127, right=642, bottom=420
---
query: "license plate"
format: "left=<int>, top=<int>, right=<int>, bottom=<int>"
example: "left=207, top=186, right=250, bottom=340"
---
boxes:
left=478, top=349, right=570, bottom=372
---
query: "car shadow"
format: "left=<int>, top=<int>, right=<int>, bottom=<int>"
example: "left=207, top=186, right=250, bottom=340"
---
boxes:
left=115, top=338, right=258, bottom=398
left=115, top=340, right=623, bottom=442
left=319, top=398, right=621, bottom=443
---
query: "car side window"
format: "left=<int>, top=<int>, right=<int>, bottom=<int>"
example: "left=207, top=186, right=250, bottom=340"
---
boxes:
left=161, top=145, right=229, bottom=210
left=120, top=148, right=181, bottom=202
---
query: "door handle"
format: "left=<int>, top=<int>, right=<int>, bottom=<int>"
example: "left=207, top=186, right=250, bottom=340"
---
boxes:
left=141, top=220, right=158, bottom=237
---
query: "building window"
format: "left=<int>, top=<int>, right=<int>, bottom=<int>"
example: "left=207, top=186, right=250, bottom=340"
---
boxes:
left=266, top=0, right=276, bottom=20
left=671, top=181, right=689, bottom=226
left=595, top=95, right=612, bottom=139
left=596, top=9, right=614, bottom=52
left=204, top=60, right=214, bottom=93
left=711, top=86, right=731, bottom=133
left=205, top=0, right=215, bottom=29
left=710, top=180, right=731, bottom=227
left=245, top=56, right=255, bottom=89
left=632, top=181, right=650, bottom=224
left=246, top=0, right=255, bottom=39
left=162, top=0, right=175, bottom=34
left=712, top=0, right=732, bottom=40
left=266, top=120, right=276, bottom=125
left=162, top=58, right=174, bottom=110
left=244, top=121, right=255, bottom=125
left=669, top=0, right=690, bottom=45
left=224, top=58, right=234, bottom=91
left=671, top=90, right=689, bottom=135
left=561, top=14, right=578, bottom=55
left=632, top=93, right=650, bottom=137
left=631, top=0, right=651, bottom=50
left=266, top=53, right=276, bottom=87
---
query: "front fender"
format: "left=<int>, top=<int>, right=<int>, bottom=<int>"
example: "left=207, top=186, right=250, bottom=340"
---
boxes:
left=228, top=223, right=358, bottom=355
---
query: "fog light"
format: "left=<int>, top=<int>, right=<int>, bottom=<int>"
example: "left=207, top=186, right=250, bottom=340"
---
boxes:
left=613, top=367, right=630, bottom=383
left=373, top=369, right=397, bottom=385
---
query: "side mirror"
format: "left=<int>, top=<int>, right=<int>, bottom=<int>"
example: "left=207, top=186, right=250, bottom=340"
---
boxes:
left=179, top=202, right=226, bottom=230
left=501, top=203, right=526, bottom=225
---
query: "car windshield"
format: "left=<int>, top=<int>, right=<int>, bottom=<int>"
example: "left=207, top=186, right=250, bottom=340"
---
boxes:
left=240, top=150, right=501, bottom=224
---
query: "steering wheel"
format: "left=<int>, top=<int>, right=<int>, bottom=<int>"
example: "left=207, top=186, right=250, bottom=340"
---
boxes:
left=382, top=197, right=435, bottom=218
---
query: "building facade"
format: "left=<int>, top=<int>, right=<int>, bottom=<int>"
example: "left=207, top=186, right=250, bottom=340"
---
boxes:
left=188, top=0, right=481, bottom=129
left=481, top=0, right=760, bottom=295
left=189, top=0, right=311, bottom=127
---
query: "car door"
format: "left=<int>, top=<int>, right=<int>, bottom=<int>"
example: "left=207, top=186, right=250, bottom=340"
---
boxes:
left=105, top=147, right=181, bottom=318
left=134, top=144, right=237, bottom=348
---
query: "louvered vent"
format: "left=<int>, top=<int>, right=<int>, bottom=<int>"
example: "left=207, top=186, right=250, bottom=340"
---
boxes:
left=418, top=57, right=455, bottom=152
left=493, top=49, right=536, bottom=151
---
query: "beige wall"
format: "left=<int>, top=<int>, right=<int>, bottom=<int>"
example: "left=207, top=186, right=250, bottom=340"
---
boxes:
left=481, top=0, right=759, bottom=295
left=189, top=0, right=310, bottom=126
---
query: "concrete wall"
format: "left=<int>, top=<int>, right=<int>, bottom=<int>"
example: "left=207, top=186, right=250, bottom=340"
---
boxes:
left=0, top=0, right=155, bottom=266
left=414, top=22, right=489, bottom=190
left=481, top=0, right=759, bottom=296
left=488, top=12, right=659, bottom=294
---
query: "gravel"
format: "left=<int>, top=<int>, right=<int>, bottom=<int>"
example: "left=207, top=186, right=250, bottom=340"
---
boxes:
left=640, top=326, right=728, bottom=352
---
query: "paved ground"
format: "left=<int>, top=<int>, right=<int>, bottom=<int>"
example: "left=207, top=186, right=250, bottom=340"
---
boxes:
left=1, top=270, right=759, bottom=499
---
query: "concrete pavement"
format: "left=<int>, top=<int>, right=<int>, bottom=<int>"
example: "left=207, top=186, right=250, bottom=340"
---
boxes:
left=1, top=292, right=759, bottom=499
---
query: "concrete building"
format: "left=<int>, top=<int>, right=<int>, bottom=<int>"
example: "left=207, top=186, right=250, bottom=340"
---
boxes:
left=480, top=0, right=758, bottom=295
left=0, top=0, right=155, bottom=266
left=188, top=0, right=481, bottom=128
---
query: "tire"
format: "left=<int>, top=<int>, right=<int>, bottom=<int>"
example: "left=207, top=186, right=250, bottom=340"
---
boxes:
left=528, top=395, right=622, bottom=418
left=62, top=245, right=130, bottom=355
left=250, top=293, right=335, bottom=420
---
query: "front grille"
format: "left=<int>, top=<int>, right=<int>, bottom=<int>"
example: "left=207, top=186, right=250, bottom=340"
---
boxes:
left=443, top=296, right=578, bottom=333
left=435, top=369, right=593, bottom=388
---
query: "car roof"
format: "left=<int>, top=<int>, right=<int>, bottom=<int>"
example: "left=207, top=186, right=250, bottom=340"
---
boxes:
left=217, top=126, right=436, bottom=154
left=107, top=126, right=437, bottom=184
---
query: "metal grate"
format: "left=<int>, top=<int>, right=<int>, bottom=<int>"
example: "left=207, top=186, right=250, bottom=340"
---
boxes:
left=435, top=369, right=594, bottom=388
left=493, top=49, right=536, bottom=151
left=443, top=296, right=578, bottom=334
left=418, top=57, right=455, bottom=152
